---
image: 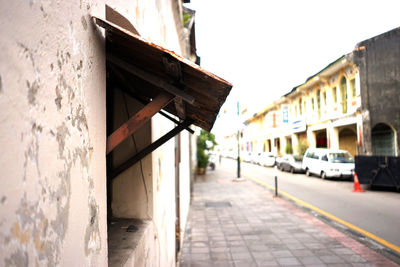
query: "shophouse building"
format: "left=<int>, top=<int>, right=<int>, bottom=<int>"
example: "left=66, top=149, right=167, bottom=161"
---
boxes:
left=241, top=53, right=360, bottom=157
left=239, top=27, right=400, bottom=158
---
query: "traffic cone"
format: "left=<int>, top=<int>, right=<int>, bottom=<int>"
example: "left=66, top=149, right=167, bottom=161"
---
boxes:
left=352, top=172, right=365, bottom=193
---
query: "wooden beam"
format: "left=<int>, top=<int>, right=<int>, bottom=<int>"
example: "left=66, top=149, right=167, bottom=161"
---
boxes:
left=107, top=54, right=195, bottom=104
left=106, top=92, right=174, bottom=154
left=110, top=119, right=193, bottom=179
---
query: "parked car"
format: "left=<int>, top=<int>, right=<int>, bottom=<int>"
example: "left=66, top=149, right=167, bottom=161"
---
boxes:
left=242, top=151, right=254, bottom=163
left=302, top=148, right=355, bottom=179
left=278, top=154, right=304, bottom=173
left=275, top=156, right=283, bottom=167
left=249, top=152, right=260, bottom=164
left=240, top=151, right=257, bottom=163
left=257, top=152, right=276, bottom=167
left=252, top=152, right=262, bottom=165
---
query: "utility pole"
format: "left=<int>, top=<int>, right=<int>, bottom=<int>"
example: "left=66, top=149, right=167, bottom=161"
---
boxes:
left=237, top=101, right=241, bottom=178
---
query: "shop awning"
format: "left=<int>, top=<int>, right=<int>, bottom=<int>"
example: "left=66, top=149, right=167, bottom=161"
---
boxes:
left=93, top=17, right=232, bottom=175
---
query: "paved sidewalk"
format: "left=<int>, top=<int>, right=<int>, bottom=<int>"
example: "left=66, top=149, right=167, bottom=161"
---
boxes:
left=179, top=166, right=398, bottom=267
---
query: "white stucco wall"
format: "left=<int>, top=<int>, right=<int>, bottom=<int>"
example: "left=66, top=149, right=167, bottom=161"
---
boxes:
left=179, top=130, right=192, bottom=246
left=108, top=0, right=184, bottom=52
left=0, top=0, right=107, bottom=266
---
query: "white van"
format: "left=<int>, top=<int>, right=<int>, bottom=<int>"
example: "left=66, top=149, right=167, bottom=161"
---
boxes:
left=302, top=148, right=355, bottom=179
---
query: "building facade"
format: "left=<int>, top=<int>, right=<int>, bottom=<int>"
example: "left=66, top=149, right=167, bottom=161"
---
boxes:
left=354, top=27, right=400, bottom=156
left=241, top=54, right=361, bottom=158
left=237, top=28, right=400, bottom=159
left=0, top=1, right=231, bottom=266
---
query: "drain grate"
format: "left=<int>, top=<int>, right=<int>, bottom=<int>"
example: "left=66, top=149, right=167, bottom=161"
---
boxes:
left=205, top=201, right=232, bottom=208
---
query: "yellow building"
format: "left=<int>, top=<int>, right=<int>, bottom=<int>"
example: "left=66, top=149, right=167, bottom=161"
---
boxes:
left=242, top=54, right=362, bottom=157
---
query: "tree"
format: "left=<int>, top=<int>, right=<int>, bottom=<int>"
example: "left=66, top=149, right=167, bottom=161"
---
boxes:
left=196, top=130, right=217, bottom=171
left=285, top=143, right=293, bottom=154
left=297, top=140, right=309, bottom=156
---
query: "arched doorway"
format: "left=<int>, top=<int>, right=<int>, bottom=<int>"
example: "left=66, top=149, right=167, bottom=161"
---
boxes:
left=339, top=128, right=357, bottom=156
left=372, top=123, right=395, bottom=156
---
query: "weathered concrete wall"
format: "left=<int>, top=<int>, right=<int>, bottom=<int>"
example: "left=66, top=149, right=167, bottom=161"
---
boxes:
left=0, top=0, right=107, bottom=266
left=107, top=0, right=185, bottom=52
left=355, top=27, right=400, bottom=155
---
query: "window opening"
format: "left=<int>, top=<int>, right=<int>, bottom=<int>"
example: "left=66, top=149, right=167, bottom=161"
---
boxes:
left=333, top=86, right=337, bottom=104
left=299, top=98, right=302, bottom=115
left=317, top=89, right=321, bottom=119
left=350, top=78, right=356, bottom=97
left=340, top=77, right=347, bottom=113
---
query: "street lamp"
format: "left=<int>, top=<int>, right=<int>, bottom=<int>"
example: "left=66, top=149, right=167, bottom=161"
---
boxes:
left=237, top=101, right=241, bottom=178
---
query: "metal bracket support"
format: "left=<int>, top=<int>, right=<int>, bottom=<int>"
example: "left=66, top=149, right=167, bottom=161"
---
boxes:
left=110, top=119, right=193, bottom=179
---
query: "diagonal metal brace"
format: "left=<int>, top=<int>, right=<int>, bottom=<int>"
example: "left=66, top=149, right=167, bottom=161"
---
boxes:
left=110, top=119, right=193, bottom=179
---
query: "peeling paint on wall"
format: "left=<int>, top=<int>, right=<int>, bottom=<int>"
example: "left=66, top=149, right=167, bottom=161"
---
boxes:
left=4, top=250, right=29, bottom=267
left=54, top=74, right=75, bottom=111
left=18, top=43, right=41, bottom=106
left=55, top=85, right=62, bottom=110
left=18, top=43, right=36, bottom=69
left=81, top=16, right=88, bottom=31
left=72, top=105, right=88, bottom=132
left=84, top=198, right=101, bottom=255
left=56, top=123, right=70, bottom=158
left=3, top=195, right=58, bottom=266
left=1, top=1, right=108, bottom=265
left=40, top=5, right=48, bottom=18
left=27, top=80, right=39, bottom=105
left=23, top=122, right=42, bottom=181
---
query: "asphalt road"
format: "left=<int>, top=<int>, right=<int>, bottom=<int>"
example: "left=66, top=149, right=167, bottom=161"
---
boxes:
left=219, top=157, right=400, bottom=249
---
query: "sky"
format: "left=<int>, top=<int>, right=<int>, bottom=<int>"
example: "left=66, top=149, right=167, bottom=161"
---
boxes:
left=185, top=0, right=400, bottom=136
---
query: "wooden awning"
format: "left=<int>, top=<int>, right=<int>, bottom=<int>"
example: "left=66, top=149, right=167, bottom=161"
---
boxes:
left=93, top=17, right=232, bottom=169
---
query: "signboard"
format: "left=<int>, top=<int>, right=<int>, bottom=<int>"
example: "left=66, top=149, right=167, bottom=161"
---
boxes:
left=282, top=105, right=289, bottom=123
left=291, top=118, right=306, bottom=133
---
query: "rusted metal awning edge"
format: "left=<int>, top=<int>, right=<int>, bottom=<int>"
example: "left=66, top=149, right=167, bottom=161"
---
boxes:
left=93, top=16, right=232, bottom=88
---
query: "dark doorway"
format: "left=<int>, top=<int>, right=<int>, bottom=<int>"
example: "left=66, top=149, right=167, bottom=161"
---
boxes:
left=339, top=127, right=357, bottom=156
left=372, top=123, right=395, bottom=156
left=275, top=138, right=281, bottom=155
left=315, top=130, right=327, bottom=148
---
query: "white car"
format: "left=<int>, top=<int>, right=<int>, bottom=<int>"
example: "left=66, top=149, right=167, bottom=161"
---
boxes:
left=242, top=151, right=253, bottom=163
left=257, top=152, right=276, bottom=167
left=302, top=148, right=355, bottom=179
